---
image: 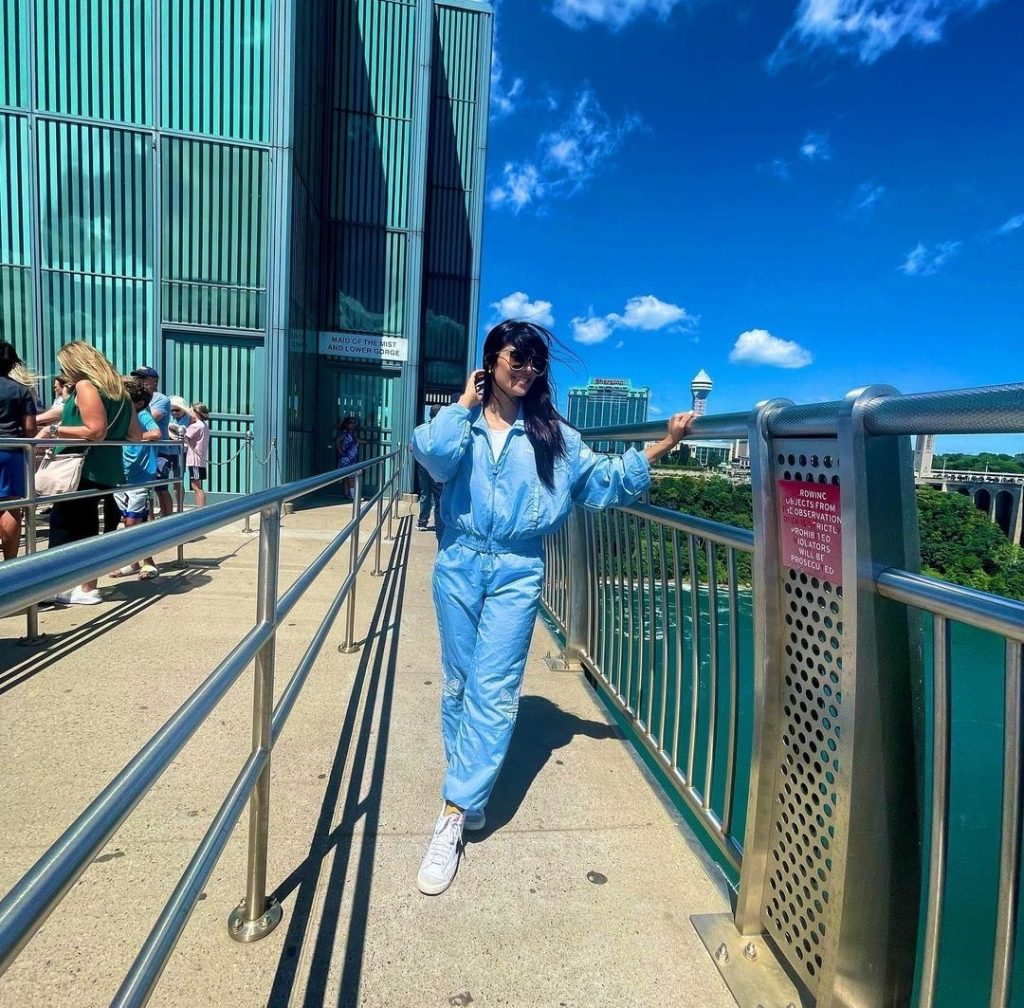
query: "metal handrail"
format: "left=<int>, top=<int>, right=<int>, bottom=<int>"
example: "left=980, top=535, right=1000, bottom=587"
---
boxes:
left=581, top=379, right=1024, bottom=443
left=0, top=448, right=407, bottom=1008
left=0, top=435, right=189, bottom=640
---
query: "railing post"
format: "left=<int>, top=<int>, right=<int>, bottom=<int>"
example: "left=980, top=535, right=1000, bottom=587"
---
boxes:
left=562, top=507, right=589, bottom=665
left=372, top=463, right=384, bottom=577
left=385, top=449, right=398, bottom=542
left=228, top=502, right=283, bottom=943
left=22, top=445, right=41, bottom=643
left=175, top=441, right=185, bottom=567
left=339, top=471, right=362, bottom=654
left=697, top=387, right=924, bottom=1008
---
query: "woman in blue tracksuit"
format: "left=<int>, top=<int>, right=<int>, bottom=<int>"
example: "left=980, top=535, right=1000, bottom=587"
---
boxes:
left=411, top=319, right=694, bottom=895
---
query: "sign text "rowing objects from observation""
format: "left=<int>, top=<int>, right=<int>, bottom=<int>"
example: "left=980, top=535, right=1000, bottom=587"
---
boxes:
left=777, top=479, right=843, bottom=585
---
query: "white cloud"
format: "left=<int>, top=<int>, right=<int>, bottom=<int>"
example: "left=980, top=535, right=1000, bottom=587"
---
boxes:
left=771, top=0, right=996, bottom=68
left=488, top=162, right=543, bottom=212
left=730, top=329, right=813, bottom=369
left=490, top=52, right=524, bottom=120
left=552, top=0, right=685, bottom=30
left=571, top=316, right=615, bottom=344
left=850, top=182, right=885, bottom=215
left=768, top=157, right=793, bottom=181
left=491, top=292, right=555, bottom=327
left=998, top=213, right=1024, bottom=235
left=800, top=130, right=832, bottom=161
left=614, top=340, right=625, bottom=349
left=617, top=294, right=693, bottom=330
left=489, top=87, right=640, bottom=212
left=571, top=294, right=694, bottom=345
left=898, top=240, right=962, bottom=276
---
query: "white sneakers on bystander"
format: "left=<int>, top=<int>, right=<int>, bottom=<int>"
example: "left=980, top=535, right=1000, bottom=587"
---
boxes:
left=54, top=587, right=102, bottom=605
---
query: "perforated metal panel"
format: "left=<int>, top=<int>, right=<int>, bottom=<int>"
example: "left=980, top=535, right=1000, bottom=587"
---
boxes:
left=764, top=440, right=847, bottom=993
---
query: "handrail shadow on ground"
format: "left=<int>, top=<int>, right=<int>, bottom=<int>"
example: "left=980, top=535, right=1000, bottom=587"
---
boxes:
left=266, top=516, right=411, bottom=1008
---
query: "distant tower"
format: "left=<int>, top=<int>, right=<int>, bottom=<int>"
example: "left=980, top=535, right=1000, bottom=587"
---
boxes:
left=691, top=369, right=713, bottom=416
left=914, top=434, right=935, bottom=477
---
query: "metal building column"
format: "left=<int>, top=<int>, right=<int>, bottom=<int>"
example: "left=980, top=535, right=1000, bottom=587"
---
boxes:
left=696, top=387, right=923, bottom=1008
left=465, top=4, right=494, bottom=367
left=260, top=0, right=297, bottom=490
left=398, top=0, right=435, bottom=487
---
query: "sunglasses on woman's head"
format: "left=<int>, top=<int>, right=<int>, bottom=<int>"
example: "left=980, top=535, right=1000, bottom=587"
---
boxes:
left=499, top=350, right=547, bottom=375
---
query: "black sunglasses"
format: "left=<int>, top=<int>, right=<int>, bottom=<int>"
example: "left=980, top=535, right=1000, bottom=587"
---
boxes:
left=499, top=350, right=547, bottom=375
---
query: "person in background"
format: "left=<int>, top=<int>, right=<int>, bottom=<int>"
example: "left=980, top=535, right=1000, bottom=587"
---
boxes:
left=183, top=402, right=210, bottom=507
left=35, top=375, right=75, bottom=426
left=108, top=378, right=161, bottom=580
left=0, top=341, right=38, bottom=559
left=411, top=319, right=694, bottom=895
left=130, top=365, right=176, bottom=520
left=36, top=340, right=141, bottom=605
left=335, top=416, right=359, bottom=500
left=416, top=405, right=444, bottom=536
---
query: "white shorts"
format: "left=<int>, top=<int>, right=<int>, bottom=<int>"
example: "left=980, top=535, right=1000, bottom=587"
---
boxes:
left=114, top=488, right=150, bottom=520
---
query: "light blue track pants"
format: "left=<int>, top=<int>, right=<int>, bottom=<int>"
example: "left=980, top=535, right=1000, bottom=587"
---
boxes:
left=432, top=540, right=545, bottom=812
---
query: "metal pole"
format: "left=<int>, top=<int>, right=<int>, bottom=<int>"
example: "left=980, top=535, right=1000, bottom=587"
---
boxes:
left=23, top=445, right=40, bottom=642
left=564, top=508, right=589, bottom=664
left=227, top=503, right=283, bottom=943
left=386, top=451, right=398, bottom=542
left=339, top=472, right=362, bottom=654
left=175, top=441, right=185, bottom=567
left=372, top=463, right=384, bottom=577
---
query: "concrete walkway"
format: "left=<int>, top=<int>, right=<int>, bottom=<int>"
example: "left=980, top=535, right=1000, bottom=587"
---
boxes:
left=0, top=501, right=735, bottom=1008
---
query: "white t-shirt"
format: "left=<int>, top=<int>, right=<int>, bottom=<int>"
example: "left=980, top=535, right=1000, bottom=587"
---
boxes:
left=486, top=425, right=512, bottom=461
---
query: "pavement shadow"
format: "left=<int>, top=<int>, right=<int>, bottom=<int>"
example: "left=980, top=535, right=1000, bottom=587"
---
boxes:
left=266, top=517, right=411, bottom=1008
left=472, top=694, right=624, bottom=840
left=0, top=558, right=227, bottom=696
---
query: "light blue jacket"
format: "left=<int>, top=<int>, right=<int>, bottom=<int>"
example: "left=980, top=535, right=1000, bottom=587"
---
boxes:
left=412, top=403, right=651, bottom=553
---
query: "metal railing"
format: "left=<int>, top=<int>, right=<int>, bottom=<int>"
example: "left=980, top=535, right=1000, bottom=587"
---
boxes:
left=0, top=436, right=188, bottom=640
left=543, top=380, right=1024, bottom=1008
left=543, top=504, right=752, bottom=873
left=0, top=448, right=408, bottom=1006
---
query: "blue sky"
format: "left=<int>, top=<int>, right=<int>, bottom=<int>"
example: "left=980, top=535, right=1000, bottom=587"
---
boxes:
left=478, top=0, right=1023, bottom=455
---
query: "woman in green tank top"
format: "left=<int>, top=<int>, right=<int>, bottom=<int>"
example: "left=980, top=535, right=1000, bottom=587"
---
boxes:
left=35, top=341, right=143, bottom=605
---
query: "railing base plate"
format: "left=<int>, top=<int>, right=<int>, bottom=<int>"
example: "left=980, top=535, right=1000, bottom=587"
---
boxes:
left=543, top=654, right=583, bottom=673
left=691, top=913, right=802, bottom=1008
left=228, top=897, right=283, bottom=943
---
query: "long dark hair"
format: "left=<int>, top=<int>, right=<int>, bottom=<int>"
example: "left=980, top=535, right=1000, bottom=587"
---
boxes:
left=0, top=340, right=23, bottom=378
left=482, top=320, right=567, bottom=490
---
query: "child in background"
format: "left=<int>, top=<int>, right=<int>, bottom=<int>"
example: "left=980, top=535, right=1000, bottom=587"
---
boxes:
left=109, top=378, right=161, bottom=580
left=184, top=402, right=211, bottom=507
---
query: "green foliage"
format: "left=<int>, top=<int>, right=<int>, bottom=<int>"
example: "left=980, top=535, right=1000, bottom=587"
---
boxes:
left=932, top=452, right=1024, bottom=475
left=639, top=474, right=754, bottom=586
left=917, top=487, right=1024, bottom=599
left=642, top=475, right=1024, bottom=601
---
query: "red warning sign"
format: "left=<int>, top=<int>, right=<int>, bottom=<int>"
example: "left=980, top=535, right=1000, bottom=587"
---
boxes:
left=777, top=480, right=843, bottom=584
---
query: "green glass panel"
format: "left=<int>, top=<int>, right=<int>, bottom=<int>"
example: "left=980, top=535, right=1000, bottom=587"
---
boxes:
left=0, top=111, right=29, bottom=265
left=165, top=329, right=260, bottom=495
left=37, top=120, right=152, bottom=277
left=0, top=264, right=34, bottom=365
left=161, top=0, right=271, bottom=142
left=35, top=0, right=151, bottom=125
left=323, top=224, right=405, bottom=335
left=0, top=0, right=27, bottom=109
left=161, top=137, right=267, bottom=287
left=41, top=271, right=151, bottom=381
left=160, top=136, right=267, bottom=328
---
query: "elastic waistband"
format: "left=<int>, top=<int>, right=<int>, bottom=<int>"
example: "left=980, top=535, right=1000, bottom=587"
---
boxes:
left=444, top=532, right=544, bottom=557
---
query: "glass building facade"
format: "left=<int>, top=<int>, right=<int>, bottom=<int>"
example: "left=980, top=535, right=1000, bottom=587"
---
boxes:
left=0, top=0, right=491, bottom=495
left=566, top=377, right=650, bottom=454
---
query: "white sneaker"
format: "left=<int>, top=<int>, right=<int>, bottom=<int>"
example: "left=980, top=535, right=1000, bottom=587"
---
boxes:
left=54, top=588, right=103, bottom=606
left=464, top=809, right=486, bottom=832
left=417, top=806, right=465, bottom=895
